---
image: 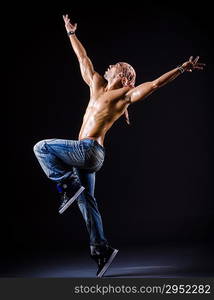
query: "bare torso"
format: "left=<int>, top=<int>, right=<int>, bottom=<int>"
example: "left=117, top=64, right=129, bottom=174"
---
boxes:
left=78, top=81, right=131, bottom=147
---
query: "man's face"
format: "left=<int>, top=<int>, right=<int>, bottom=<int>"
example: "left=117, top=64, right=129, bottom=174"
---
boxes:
left=104, top=63, right=122, bottom=80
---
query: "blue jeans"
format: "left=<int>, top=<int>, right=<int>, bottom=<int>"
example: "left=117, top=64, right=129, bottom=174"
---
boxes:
left=33, top=138, right=108, bottom=250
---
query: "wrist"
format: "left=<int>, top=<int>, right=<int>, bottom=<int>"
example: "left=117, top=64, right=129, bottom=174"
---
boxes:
left=177, top=65, right=185, bottom=74
left=67, top=31, right=76, bottom=36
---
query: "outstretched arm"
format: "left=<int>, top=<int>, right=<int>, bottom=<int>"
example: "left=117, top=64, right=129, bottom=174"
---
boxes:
left=126, top=56, right=205, bottom=104
left=63, top=14, right=97, bottom=86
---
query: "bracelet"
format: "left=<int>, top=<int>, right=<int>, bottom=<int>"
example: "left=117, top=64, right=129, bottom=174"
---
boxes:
left=67, top=31, right=75, bottom=36
left=177, top=65, right=185, bottom=73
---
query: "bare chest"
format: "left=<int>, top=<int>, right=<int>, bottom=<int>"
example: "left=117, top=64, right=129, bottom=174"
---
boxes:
left=85, top=89, right=129, bottom=115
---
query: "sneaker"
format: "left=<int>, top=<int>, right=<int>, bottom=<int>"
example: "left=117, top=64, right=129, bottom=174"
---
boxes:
left=56, top=181, right=85, bottom=214
left=91, top=246, right=119, bottom=278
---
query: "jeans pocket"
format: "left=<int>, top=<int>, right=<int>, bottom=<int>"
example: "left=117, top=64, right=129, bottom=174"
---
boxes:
left=85, top=147, right=105, bottom=172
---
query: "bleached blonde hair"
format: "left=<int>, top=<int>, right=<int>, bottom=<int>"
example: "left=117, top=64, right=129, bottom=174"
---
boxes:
left=117, top=62, right=136, bottom=125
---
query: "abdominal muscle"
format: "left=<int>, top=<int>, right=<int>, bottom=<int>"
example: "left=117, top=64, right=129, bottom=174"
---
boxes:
left=78, top=115, right=110, bottom=147
left=78, top=88, right=130, bottom=147
left=78, top=105, right=119, bottom=147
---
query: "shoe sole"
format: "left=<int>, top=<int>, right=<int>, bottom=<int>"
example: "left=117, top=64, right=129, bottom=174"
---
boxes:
left=97, top=249, right=119, bottom=278
left=59, top=186, right=85, bottom=214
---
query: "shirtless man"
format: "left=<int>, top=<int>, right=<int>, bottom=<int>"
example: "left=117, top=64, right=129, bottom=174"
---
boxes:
left=33, top=14, right=205, bottom=277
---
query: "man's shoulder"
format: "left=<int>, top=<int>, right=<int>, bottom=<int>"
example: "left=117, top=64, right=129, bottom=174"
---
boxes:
left=93, top=72, right=105, bottom=83
left=91, top=72, right=106, bottom=90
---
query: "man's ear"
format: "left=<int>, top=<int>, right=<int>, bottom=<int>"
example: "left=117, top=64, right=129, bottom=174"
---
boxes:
left=121, top=77, right=129, bottom=86
left=117, top=72, right=123, bottom=78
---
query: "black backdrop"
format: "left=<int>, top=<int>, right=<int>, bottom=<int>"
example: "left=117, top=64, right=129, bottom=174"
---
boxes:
left=6, top=3, right=214, bottom=257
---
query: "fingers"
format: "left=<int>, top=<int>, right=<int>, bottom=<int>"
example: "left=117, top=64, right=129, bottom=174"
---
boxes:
left=189, top=56, right=205, bottom=65
left=194, top=59, right=206, bottom=70
left=195, top=63, right=206, bottom=70
left=63, top=14, right=68, bottom=22
left=62, top=14, right=71, bottom=23
left=194, top=66, right=204, bottom=70
left=185, top=55, right=205, bottom=72
left=193, top=56, right=199, bottom=64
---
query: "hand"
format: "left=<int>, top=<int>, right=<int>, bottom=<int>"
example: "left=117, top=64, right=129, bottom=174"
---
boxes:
left=62, top=14, right=77, bottom=33
left=181, top=56, right=205, bottom=72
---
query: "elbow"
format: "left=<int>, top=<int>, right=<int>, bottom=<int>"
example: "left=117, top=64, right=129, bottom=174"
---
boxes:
left=151, top=81, right=159, bottom=90
left=79, top=55, right=88, bottom=64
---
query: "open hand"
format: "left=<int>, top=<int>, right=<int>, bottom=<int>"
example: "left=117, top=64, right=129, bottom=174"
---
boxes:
left=182, top=56, right=205, bottom=72
left=62, top=14, right=77, bottom=33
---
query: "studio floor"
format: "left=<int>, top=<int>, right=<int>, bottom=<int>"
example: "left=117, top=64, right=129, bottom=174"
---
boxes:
left=1, top=242, right=214, bottom=278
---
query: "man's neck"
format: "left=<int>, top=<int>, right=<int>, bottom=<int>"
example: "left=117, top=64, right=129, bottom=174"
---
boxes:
left=105, top=80, right=123, bottom=91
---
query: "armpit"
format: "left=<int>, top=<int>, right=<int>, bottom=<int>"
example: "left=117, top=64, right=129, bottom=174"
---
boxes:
left=124, top=94, right=131, bottom=103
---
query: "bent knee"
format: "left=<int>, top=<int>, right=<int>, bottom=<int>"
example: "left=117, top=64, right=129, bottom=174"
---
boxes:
left=33, top=140, right=47, bottom=154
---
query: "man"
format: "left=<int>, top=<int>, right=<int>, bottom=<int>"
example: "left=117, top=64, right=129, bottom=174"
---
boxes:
left=33, top=14, right=205, bottom=277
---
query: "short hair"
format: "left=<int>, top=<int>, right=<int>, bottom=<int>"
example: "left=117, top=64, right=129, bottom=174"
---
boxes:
left=117, top=62, right=136, bottom=125
left=117, top=62, right=136, bottom=87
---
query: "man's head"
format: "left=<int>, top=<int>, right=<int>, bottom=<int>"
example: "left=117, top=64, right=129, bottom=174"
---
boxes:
left=104, top=62, right=136, bottom=87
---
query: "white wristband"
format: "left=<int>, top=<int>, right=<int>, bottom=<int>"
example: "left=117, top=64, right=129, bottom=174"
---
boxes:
left=177, top=65, right=185, bottom=73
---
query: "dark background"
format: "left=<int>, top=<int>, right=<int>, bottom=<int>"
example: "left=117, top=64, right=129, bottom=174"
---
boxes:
left=5, top=2, right=214, bottom=268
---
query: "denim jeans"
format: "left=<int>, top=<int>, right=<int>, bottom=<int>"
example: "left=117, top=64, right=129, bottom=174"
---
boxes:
left=33, top=138, right=108, bottom=250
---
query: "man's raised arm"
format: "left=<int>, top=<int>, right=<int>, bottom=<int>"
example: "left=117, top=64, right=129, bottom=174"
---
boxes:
left=63, top=14, right=98, bottom=87
left=126, top=56, right=205, bottom=104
